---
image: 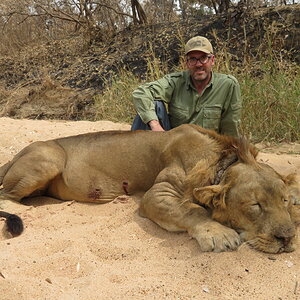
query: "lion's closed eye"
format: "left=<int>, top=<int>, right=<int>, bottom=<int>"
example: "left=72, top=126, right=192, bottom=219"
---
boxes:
left=249, top=203, right=262, bottom=214
left=282, top=197, right=289, bottom=206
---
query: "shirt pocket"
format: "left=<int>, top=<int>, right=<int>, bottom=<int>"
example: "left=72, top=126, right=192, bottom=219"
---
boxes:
left=203, top=106, right=222, bottom=132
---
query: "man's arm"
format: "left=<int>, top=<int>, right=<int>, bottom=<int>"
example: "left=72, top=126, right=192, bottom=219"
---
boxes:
left=132, top=75, right=176, bottom=130
left=220, top=77, right=242, bottom=137
left=148, top=120, right=165, bottom=131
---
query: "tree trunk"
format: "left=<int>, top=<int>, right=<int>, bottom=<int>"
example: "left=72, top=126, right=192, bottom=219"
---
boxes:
left=131, top=0, right=147, bottom=24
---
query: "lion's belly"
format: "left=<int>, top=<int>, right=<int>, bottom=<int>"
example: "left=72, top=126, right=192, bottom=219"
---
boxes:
left=45, top=141, right=164, bottom=202
left=46, top=168, right=155, bottom=203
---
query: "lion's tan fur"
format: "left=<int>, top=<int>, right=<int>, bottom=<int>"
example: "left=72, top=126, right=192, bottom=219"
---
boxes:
left=0, top=124, right=299, bottom=253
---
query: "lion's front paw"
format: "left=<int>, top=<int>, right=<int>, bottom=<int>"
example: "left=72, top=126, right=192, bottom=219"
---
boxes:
left=190, top=222, right=241, bottom=252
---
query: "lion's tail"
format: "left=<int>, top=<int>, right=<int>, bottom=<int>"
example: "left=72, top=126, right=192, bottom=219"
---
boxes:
left=0, top=211, right=24, bottom=236
left=0, top=158, right=24, bottom=236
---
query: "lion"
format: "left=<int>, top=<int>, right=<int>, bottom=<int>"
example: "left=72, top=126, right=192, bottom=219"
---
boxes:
left=0, top=124, right=299, bottom=253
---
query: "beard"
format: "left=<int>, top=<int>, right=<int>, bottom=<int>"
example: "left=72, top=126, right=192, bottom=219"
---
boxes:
left=191, top=68, right=211, bottom=83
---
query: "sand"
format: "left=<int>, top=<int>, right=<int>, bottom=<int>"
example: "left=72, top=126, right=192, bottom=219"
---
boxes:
left=0, top=117, right=299, bottom=300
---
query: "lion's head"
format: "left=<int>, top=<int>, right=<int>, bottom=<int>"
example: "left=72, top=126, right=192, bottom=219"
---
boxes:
left=193, top=153, right=300, bottom=254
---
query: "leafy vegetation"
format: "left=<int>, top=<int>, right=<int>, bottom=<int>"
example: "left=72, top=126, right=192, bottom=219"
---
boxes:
left=1, top=1, right=298, bottom=55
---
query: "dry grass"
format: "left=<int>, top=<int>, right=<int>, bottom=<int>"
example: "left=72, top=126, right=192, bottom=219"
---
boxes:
left=94, top=47, right=300, bottom=142
left=93, top=70, right=138, bottom=123
left=239, top=64, right=300, bottom=142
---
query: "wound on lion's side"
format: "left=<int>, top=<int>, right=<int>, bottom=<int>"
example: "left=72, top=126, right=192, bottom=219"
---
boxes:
left=88, top=188, right=102, bottom=201
left=123, top=181, right=129, bottom=195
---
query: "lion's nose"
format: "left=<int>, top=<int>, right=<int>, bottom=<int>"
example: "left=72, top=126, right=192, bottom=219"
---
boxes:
left=274, top=225, right=296, bottom=246
left=274, top=235, right=294, bottom=246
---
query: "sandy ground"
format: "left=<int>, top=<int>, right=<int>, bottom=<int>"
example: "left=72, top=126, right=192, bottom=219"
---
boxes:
left=0, top=117, right=299, bottom=300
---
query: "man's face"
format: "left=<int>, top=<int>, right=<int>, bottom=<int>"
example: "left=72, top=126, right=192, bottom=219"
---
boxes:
left=186, top=50, right=215, bottom=83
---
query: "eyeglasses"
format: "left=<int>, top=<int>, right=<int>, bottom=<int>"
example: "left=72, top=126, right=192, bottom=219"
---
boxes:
left=187, top=55, right=212, bottom=66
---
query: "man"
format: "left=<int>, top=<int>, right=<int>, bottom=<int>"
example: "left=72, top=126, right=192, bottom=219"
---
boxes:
left=131, top=36, right=242, bottom=137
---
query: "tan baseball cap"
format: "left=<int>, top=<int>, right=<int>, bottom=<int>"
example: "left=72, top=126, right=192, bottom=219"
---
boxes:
left=185, top=36, right=213, bottom=55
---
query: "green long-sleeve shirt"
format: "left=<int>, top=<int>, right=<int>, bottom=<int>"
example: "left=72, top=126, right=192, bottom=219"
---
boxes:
left=132, top=71, right=242, bottom=137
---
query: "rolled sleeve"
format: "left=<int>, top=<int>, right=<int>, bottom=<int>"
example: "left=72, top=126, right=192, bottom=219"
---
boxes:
left=132, top=75, right=175, bottom=124
left=132, top=83, right=158, bottom=123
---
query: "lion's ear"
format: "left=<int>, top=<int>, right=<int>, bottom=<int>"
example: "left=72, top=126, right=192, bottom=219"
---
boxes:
left=193, top=185, right=228, bottom=209
left=283, top=173, right=297, bottom=185
left=282, top=174, right=300, bottom=205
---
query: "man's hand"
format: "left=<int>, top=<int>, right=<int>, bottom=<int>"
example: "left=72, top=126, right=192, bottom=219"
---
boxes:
left=148, top=120, right=165, bottom=132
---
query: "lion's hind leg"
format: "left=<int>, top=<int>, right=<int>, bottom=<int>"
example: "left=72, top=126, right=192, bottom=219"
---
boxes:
left=0, top=140, right=66, bottom=236
left=1, top=141, right=65, bottom=203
